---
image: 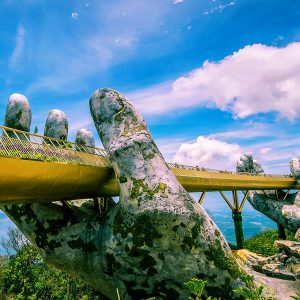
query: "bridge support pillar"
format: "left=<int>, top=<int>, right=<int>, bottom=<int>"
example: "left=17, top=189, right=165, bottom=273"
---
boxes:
left=232, top=211, right=244, bottom=249
left=220, top=191, right=248, bottom=249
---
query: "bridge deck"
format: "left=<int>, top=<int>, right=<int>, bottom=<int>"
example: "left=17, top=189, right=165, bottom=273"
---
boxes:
left=0, top=125, right=298, bottom=204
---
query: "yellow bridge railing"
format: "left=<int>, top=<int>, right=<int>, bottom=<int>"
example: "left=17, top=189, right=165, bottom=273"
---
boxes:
left=0, top=125, right=292, bottom=178
left=0, top=125, right=110, bottom=167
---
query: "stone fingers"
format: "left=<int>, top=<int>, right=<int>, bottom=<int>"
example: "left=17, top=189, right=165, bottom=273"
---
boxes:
left=0, top=93, right=100, bottom=255
left=248, top=191, right=300, bottom=233
left=89, top=88, right=185, bottom=210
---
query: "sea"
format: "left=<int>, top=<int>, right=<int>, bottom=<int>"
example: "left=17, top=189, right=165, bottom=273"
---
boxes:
left=0, top=191, right=277, bottom=253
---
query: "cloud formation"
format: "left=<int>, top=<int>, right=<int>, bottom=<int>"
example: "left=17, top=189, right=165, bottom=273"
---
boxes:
left=9, top=24, right=26, bottom=71
left=173, top=136, right=243, bottom=170
left=130, top=42, right=300, bottom=120
left=203, top=1, right=236, bottom=15
left=71, top=12, right=79, bottom=19
left=259, top=147, right=272, bottom=155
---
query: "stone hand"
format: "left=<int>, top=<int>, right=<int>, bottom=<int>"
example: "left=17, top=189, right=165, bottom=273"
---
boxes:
left=237, top=154, right=300, bottom=236
left=1, top=90, right=244, bottom=300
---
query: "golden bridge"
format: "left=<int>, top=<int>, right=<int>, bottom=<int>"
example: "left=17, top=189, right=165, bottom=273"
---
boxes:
left=0, top=125, right=296, bottom=248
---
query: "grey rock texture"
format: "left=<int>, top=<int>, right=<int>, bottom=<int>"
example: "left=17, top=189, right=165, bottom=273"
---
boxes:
left=234, top=249, right=299, bottom=299
left=261, top=262, right=296, bottom=281
left=248, top=190, right=300, bottom=234
left=44, top=109, right=68, bottom=140
left=3, top=93, right=31, bottom=139
left=235, top=241, right=300, bottom=281
left=75, top=128, right=95, bottom=153
left=236, top=154, right=300, bottom=235
left=290, top=158, right=300, bottom=180
left=236, top=154, right=264, bottom=174
left=275, top=240, right=300, bottom=259
left=247, top=269, right=299, bottom=300
left=1, top=88, right=246, bottom=300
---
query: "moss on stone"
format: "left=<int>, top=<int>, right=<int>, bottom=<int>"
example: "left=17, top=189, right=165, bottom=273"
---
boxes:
left=16, top=110, right=22, bottom=120
left=145, top=153, right=155, bottom=160
left=119, top=176, right=127, bottom=183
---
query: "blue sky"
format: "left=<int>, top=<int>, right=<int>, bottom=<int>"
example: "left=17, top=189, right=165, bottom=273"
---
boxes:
left=0, top=0, right=300, bottom=243
left=1, top=0, right=300, bottom=173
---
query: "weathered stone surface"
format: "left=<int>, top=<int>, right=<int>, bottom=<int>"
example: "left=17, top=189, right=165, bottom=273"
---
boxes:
left=233, top=249, right=265, bottom=269
left=275, top=240, right=300, bottom=258
left=1, top=89, right=247, bottom=300
left=44, top=109, right=68, bottom=140
left=248, top=269, right=299, bottom=300
left=248, top=191, right=300, bottom=234
left=261, top=263, right=296, bottom=281
left=75, top=128, right=95, bottom=148
left=3, top=93, right=31, bottom=139
left=75, top=128, right=95, bottom=153
left=236, top=154, right=264, bottom=174
left=291, top=263, right=300, bottom=279
left=290, top=158, right=300, bottom=179
left=235, top=244, right=300, bottom=283
left=234, top=250, right=299, bottom=298
left=236, top=154, right=300, bottom=234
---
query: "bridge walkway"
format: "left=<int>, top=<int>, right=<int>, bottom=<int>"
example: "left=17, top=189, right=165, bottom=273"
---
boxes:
left=0, top=125, right=296, bottom=248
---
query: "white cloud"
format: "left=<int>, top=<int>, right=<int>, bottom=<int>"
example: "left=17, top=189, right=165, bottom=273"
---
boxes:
left=9, top=24, right=26, bottom=71
left=129, top=42, right=300, bottom=120
left=173, top=136, right=243, bottom=170
left=173, top=0, right=184, bottom=4
left=71, top=12, right=79, bottom=19
left=154, top=121, right=300, bottom=175
left=259, top=147, right=272, bottom=155
left=203, top=1, right=236, bottom=15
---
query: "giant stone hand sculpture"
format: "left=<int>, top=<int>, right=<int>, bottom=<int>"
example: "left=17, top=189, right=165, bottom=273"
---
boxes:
left=236, top=154, right=300, bottom=235
left=1, top=89, right=245, bottom=299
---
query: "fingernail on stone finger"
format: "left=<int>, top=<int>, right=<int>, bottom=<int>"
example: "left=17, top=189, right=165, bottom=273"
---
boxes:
left=44, top=109, right=68, bottom=140
left=76, top=128, right=95, bottom=153
left=4, top=93, right=32, bottom=139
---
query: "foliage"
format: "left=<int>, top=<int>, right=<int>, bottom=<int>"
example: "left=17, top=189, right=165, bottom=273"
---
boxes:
left=1, top=227, right=28, bottom=256
left=184, top=275, right=275, bottom=300
left=0, top=227, right=104, bottom=300
left=243, top=229, right=295, bottom=256
left=0, top=228, right=291, bottom=299
left=184, top=278, right=207, bottom=300
left=233, top=274, right=275, bottom=300
left=184, top=278, right=218, bottom=300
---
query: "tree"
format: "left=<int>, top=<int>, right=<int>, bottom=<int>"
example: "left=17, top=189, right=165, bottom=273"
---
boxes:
left=0, top=227, right=104, bottom=300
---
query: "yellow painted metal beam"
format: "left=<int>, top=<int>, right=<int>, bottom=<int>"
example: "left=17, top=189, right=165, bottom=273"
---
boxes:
left=0, top=156, right=299, bottom=204
left=219, top=191, right=234, bottom=211
left=198, top=192, right=206, bottom=205
left=0, top=156, right=113, bottom=204
left=170, top=168, right=299, bottom=192
left=238, top=190, right=249, bottom=212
